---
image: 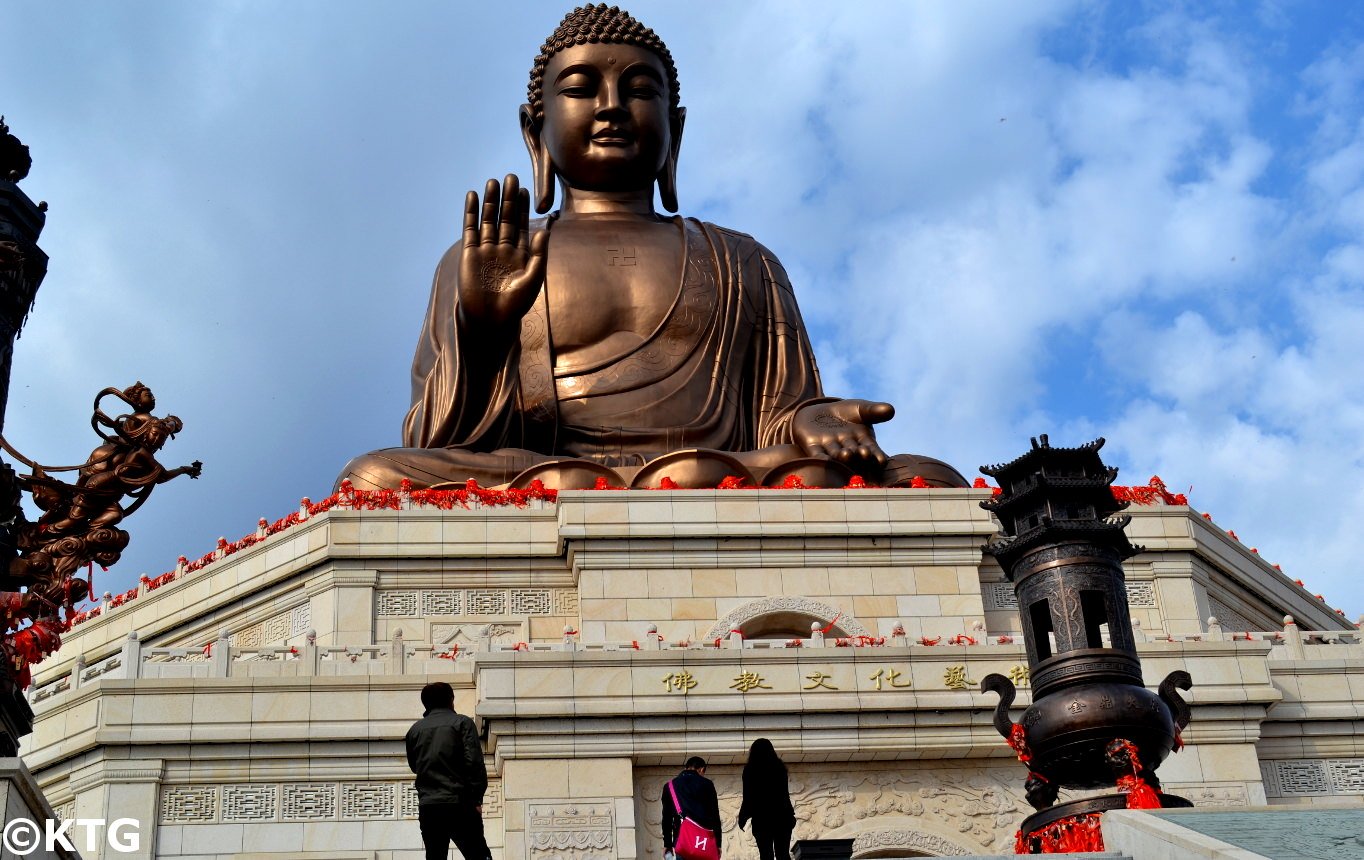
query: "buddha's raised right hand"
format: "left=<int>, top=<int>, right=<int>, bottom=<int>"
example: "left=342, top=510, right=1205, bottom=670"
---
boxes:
left=457, top=174, right=549, bottom=334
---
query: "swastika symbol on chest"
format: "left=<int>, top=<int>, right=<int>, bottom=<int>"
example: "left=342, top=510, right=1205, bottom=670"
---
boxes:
left=605, top=235, right=636, bottom=267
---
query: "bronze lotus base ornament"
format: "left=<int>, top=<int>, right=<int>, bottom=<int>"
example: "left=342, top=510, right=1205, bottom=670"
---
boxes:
left=489, top=449, right=863, bottom=490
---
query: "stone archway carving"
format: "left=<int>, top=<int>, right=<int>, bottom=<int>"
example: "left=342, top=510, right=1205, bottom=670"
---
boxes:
left=703, top=596, right=870, bottom=641
left=850, top=828, right=975, bottom=857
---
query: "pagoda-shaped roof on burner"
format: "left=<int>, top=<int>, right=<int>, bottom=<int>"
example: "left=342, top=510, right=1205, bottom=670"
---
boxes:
left=979, top=435, right=1140, bottom=574
left=980, top=434, right=1107, bottom=480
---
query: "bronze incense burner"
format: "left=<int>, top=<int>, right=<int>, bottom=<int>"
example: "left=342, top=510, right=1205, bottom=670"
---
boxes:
left=979, top=436, right=1192, bottom=852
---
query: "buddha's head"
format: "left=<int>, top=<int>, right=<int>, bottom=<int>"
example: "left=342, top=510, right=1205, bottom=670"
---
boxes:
left=523, top=4, right=686, bottom=213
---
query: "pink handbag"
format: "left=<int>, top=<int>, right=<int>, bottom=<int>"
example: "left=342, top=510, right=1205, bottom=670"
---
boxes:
left=668, top=780, right=720, bottom=860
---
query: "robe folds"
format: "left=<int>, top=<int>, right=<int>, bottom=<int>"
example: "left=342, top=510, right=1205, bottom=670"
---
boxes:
left=342, top=217, right=828, bottom=490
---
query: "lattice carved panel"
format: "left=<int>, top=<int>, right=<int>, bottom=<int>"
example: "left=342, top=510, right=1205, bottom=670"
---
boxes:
left=52, top=800, right=76, bottom=823
left=511, top=589, right=552, bottom=615
left=483, top=780, right=503, bottom=816
left=377, top=591, right=419, bottom=617
left=221, top=784, right=278, bottom=821
left=1274, top=761, right=1331, bottom=796
left=162, top=786, right=218, bottom=823
left=1125, top=581, right=1157, bottom=607
left=1326, top=760, right=1364, bottom=793
left=227, top=604, right=311, bottom=648
left=553, top=589, right=579, bottom=615
left=400, top=783, right=420, bottom=819
left=282, top=783, right=337, bottom=820
left=468, top=590, right=509, bottom=615
left=1207, top=596, right=1258, bottom=632
left=423, top=590, right=462, bottom=616
left=262, top=612, right=289, bottom=643
left=341, top=783, right=394, bottom=819
left=290, top=604, right=311, bottom=634
left=983, top=583, right=1017, bottom=610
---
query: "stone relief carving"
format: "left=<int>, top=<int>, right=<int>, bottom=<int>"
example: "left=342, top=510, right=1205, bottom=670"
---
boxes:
left=160, top=779, right=501, bottom=824
left=851, top=828, right=972, bottom=857
left=431, top=622, right=522, bottom=646
left=376, top=587, right=577, bottom=619
left=637, top=765, right=1028, bottom=859
left=704, top=597, right=870, bottom=641
left=528, top=800, right=614, bottom=858
left=1171, top=784, right=1250, bottom=807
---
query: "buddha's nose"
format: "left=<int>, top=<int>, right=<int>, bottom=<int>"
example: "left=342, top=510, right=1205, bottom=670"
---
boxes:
left=595, top=80, right=625, bottom=117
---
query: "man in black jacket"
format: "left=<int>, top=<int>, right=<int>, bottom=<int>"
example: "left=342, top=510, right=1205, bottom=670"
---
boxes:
left=661, top=756, right=722, bottom=858
left=405, top=682, right=491, bottom=860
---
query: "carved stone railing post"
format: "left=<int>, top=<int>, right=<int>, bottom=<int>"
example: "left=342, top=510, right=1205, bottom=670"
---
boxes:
left=890, top=620, right=907, bottom=648
left=390, top=629, right=406, bottom=674
left=810, top=621, right=825, bottom=648
left=120, top=631, right=142, bottom=680
left=211, top=630, right=231, bottom=678
left=1206, top=616, right=1224, bottom=642
left=1284, top=615, right=1306, bottom=659
left=71, top=655, right=86, bottom=690
left=302, top=628, right=318, bottom=676
left=645, top=624, right=662, bottom=650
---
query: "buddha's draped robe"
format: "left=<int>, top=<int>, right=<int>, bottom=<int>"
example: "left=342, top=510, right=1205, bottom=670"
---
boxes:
left=343, top=218, right=828, bottom=489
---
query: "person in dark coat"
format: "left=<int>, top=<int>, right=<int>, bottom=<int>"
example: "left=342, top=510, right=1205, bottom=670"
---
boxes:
left=661, top=756, right=722, bottom=858
left=405, top=681, right=491, bottom=860
left=737, top=738, right=797, bottom=860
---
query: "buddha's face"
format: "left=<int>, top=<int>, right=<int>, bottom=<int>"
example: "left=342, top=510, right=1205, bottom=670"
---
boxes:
left=541, top=42, right=673, bottom=193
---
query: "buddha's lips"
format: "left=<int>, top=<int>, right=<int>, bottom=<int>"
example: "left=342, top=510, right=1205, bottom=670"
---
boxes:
left=591, top=129, right=633, bottom=144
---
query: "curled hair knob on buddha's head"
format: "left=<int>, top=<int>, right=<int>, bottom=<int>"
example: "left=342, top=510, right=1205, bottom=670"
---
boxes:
left=527, top=4, right=681, bottom=121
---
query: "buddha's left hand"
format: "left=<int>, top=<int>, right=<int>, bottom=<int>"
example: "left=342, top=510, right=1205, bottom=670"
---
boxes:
left=793, top=399, right=893, bottom=469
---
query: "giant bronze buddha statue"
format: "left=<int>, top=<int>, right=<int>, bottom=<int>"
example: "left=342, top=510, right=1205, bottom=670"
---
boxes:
left=338, top=4, right=966, bottom=491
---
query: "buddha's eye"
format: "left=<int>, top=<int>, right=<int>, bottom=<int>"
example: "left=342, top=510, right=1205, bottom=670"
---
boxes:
left=556, top=75, right=595, bottom=97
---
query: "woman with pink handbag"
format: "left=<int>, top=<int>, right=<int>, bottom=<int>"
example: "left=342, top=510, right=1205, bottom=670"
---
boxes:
left=662, top=756, right=722, bottom=860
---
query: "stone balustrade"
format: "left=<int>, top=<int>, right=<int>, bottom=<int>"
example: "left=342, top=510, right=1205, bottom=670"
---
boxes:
left=32, top=610, right=1363, bottom=710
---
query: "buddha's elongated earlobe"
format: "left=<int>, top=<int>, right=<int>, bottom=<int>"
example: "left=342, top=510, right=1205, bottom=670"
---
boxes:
left=658, top=107, right=686, bottom=213
left=520, top=105, right=556, bottom=214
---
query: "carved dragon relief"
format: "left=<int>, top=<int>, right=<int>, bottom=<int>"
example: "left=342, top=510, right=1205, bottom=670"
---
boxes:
left=635, top=766, right=1029, bottom=859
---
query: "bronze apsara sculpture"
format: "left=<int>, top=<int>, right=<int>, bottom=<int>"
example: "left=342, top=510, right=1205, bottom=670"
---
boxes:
left=338, top=5, right=965, bottom=491
left=0, top=383, right=200, bottom=689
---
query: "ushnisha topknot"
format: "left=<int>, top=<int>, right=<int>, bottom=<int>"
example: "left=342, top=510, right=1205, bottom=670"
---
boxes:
left=528, top=4, right=680, bottom=121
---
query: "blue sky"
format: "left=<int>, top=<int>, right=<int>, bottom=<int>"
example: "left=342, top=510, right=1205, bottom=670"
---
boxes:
left=4, top=1, right=1363, bottom=621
